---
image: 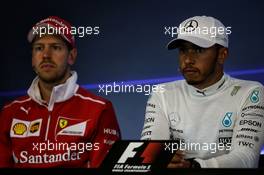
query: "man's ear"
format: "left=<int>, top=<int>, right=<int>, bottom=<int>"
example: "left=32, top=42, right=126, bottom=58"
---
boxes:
left=217, top=47, right=228, bottom=65
left=68, top=48, right=77, bottom=65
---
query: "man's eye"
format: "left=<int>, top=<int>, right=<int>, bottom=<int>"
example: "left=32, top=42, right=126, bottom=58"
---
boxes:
left=179, top=47, right=205, bottom=54
left=52, top=45, right=62, bottom=50
left=179, top=48, right=187, bottom=53
left=33, top=46, right=43, bottom=51
left=195, top=48, right=204, bottom=53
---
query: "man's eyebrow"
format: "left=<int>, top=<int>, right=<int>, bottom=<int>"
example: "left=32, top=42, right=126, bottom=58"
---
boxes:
left=32, top=42, right=65, bottom=46
left=32, top=43, right=43, bottom=46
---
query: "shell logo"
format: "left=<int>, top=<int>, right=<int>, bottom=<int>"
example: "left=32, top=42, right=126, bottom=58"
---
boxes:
left=13, top=123, right=27, bottom=135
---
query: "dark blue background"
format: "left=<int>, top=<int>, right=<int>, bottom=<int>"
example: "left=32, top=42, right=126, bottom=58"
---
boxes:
left=1, top=0, right=264, bottom=140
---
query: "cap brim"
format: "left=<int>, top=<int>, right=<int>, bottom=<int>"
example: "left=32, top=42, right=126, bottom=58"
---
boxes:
left=167, top=36, right=215, bottom=50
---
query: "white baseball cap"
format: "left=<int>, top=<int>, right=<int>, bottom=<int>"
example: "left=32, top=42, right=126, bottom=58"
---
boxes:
left=167, top=16, right=229, bottom=49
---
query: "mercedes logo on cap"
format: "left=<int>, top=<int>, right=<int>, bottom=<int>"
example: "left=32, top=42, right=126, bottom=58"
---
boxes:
left=183, top=20, right=198, bottom=32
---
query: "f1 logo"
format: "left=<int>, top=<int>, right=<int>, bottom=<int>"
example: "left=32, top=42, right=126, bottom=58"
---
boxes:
left=117, top=142, right=144, bottom=163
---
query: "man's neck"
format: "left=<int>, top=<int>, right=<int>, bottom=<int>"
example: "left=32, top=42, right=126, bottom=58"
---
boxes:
left=38, top=72, right=71, bottom=103
left=193, top=71, right=224, bottom=90
left=38, top=82, right=54, bottom=103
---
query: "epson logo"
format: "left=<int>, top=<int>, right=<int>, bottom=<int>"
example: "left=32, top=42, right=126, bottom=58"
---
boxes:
left=239, top=120, right=262, bottom=128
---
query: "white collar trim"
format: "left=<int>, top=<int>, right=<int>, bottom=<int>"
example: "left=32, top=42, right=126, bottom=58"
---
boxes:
left=186, top=73, right=229, bottom=97
left=27, top=71, right=79, bottom=111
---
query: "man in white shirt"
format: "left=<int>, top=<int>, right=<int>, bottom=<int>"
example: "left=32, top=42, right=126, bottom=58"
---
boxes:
left=141, top=16, right=264, bottom=168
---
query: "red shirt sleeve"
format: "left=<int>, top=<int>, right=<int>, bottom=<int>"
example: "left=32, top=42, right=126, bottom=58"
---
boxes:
left=0, top=107, right=14, bottom=167
left=88, top=101, right=121, bottom=168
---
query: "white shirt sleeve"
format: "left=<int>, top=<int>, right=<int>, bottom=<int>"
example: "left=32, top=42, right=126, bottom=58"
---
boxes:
left=141, top=92, right=171, bottom=140
left=196, top=86, right=264, bottom=168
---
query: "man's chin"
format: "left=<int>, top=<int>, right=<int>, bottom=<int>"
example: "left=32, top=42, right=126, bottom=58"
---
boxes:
left=185, top=78, right=202, bottom=86
left=38, top=74, right=59, bottom=84
left=183, top=75, right=199, bottom=85
left=39, top=77, right=57, bottom=84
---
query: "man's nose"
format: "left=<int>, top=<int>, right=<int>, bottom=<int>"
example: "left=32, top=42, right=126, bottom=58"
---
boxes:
left=43, top=47, right=51, bottom=59
left=183, top=53, right=195, bottom=64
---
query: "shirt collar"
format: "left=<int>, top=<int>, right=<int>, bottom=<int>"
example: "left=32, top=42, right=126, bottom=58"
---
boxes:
left=27, top=71, right=79, bottom=110
left=186, top=73, right=229, bottom=97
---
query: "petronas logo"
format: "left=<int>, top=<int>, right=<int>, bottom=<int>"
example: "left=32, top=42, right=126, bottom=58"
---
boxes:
left=222, top=112, right=233, bottom=127
left=250, top=90, right=259, bottom=103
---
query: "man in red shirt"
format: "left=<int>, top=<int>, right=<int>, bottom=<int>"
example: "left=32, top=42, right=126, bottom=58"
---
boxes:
left=0, top=16, right=121, bottom=168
